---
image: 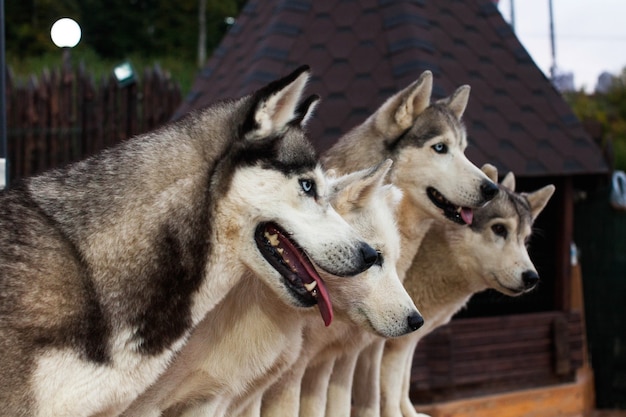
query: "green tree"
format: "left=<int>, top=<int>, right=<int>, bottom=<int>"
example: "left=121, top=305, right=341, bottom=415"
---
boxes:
left=77, top=0, right=241, bottom=61
left=565, top=68, right=626, bottom=171
left=6, top=0, right=243, bottom=62
left=6, top=0, right=81, bottom=57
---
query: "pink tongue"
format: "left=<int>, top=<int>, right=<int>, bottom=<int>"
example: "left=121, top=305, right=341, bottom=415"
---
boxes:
left=269, top=224, right=334, bottom=327
left=298, top=259, right=334, bottom=327
left=461, top=208, right=473, bottom=225
left=266, top=225, right=333, bottom=326
left=315, top=280, right=333, bottom=327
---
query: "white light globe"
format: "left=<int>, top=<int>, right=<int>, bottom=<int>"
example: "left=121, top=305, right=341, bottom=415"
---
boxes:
left=50, top=18, right=81, bottom=48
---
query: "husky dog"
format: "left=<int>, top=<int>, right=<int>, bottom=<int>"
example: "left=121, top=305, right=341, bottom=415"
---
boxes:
left=259, top=71, right=499, bottom=417
left=253, top=161, right=422, bottom=417
left=370, top=166, right=555, bottom=417
left=322, top=70, right=498, bottom=279
left=121, top=160, right=422, bottom=417
left=0, top=66, right=379, bottom=417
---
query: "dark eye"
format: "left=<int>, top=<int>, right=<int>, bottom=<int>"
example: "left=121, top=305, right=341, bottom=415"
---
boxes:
left=432, top=143, right=448, bottom=154
left=299, top=179, right=316, bottom=197
left=374, top=250, right=384, bottom=267
left=491, top=223, right=508, bottom=238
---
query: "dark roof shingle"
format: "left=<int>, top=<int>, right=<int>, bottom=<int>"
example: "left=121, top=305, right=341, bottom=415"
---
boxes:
left=174, top=0, right=608, bottom=177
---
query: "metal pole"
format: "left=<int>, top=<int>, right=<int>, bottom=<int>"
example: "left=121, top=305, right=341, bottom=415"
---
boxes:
left=0, top=0, right=6, bottom=189
left=548, top=0, right=557, bottom=79
left=510, top=0, right=515, bottom=31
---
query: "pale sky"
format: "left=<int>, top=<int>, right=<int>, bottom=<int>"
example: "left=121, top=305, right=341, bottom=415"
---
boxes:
left=497, top=0, right=626, bottom=91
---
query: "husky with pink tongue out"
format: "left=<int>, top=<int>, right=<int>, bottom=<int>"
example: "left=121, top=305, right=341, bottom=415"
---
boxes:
left=255, top=222, right=335, bottom=326
left=288, top=71, right=501, bottom=417
left=122, top=158, right=422, bottom=417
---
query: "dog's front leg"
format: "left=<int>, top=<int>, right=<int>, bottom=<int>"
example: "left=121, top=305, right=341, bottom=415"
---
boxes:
left=260, top=363, right=306, bottom=417
left=325, top=350, right=360, bottom=417
left=351, top=339, right=385, bottom=417
left=232, top=395, right=262, bottom=417
left=299, top=359, right=335, bottom=417
left=380, top=335, right=419, bottom=417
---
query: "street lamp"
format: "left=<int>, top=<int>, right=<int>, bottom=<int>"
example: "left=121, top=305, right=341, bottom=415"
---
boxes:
left=50, top=18, right=81, bottom=68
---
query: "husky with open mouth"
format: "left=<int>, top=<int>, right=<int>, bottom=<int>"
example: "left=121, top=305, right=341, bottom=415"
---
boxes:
left=0, top=66, right=378, bottom=417
left=121, top=160, right=422, bottom=417
left=272, top=71, right=500, bottom=417
left=375, top=165, right=554, bottom=417
left=323, top=71, right=499, bottom=231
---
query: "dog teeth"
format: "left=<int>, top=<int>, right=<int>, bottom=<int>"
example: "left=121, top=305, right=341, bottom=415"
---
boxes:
left=304, top=281, right=318, bottom=292
left=306, top=282, right=319, bottom=299
left=264, top=231, right=280, bottom=247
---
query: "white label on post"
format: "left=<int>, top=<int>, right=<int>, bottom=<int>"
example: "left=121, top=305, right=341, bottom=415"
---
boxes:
left=0, top=159, right=6, bottom=190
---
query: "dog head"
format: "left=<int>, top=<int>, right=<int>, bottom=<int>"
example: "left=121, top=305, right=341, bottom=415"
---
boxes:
left=385, top=77, right=499, bottom=226
left=324, top=70, right=497, bottom=226
left=217, top=66, right=379, bottom=325
left=322, top=160, right=423, bottom=337
left=456, top=164, right=555, bottom=295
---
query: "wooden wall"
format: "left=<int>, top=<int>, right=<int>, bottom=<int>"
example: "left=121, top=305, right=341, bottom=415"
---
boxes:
left=410, top=311, right=584, bottom=404
left=5, top=63, right=181, bottom=184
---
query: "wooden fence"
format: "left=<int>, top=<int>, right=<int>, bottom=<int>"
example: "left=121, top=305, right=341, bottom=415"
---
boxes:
left=5, top=63, right=182, bottom=183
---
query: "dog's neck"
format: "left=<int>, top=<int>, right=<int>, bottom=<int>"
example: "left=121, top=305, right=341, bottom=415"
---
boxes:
left=395, top=195, right=435, bottom=283
left=403, top=223, right=487, bottom=330
left=123, top=272, right=301, bottom=416
left=190, top=197, right=251, bottom=325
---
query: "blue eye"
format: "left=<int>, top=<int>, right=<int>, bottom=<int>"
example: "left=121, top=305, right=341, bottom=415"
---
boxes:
left=299, top=179, right=316, bottom=196
left=432, top=143, right=448, bottom=154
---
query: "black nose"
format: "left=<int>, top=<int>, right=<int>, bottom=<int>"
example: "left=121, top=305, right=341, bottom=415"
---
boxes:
left=481, top=180, right=499, bottom=201
left=522, top=270, right=539, bottom=290
left=407, top=312, right=424, bottom=331
left=360, top=242, right=379, bottom=270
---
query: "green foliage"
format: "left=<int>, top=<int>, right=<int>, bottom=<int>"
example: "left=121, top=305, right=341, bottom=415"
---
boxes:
left=6, top=0, right=246, bottom=94
left=7, top=46, right=198, bottom=95
left=6, top=0, right=81, bottom=57
left=564, top=69, right=626, bottom=171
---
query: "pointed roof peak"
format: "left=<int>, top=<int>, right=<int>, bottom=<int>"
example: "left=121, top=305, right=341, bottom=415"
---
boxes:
left=176, top=0, right=607, bottom=177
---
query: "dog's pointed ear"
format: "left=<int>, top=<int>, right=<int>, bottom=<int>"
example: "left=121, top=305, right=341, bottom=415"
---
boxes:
left=292, top=94, right=320, bottom=127
left=325, top=168, right=338, bottom=179
left=241, top=65, right=311, bottom=140
left=393, top=71, right=433, bottom=130
left=349, top=159, right=393, bottom=208
left=368, top=158, right=394, bottom=189
left=481, top=163, right=498, bottom=183
left=331, top=159, right=393, bottom=210
left=374, top=71, right=433, bottom=139
left=443, top=85, right=470, bottom=120
left=501, top=171, right=516, bottom=191
left=523, top=184, right=556, bottom=221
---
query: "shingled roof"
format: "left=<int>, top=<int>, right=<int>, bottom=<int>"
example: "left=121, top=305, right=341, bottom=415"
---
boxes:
left=174, top=0, right=608, bottom=178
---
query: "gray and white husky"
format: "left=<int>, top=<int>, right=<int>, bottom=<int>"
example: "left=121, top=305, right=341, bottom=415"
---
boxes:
left=261, top=70, right=501, bottom=417
left=0, top=66, right=378, bottom=417
left=373, top=166, right=555, bottom=417
left=120, top=160, right=422, bottom=417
